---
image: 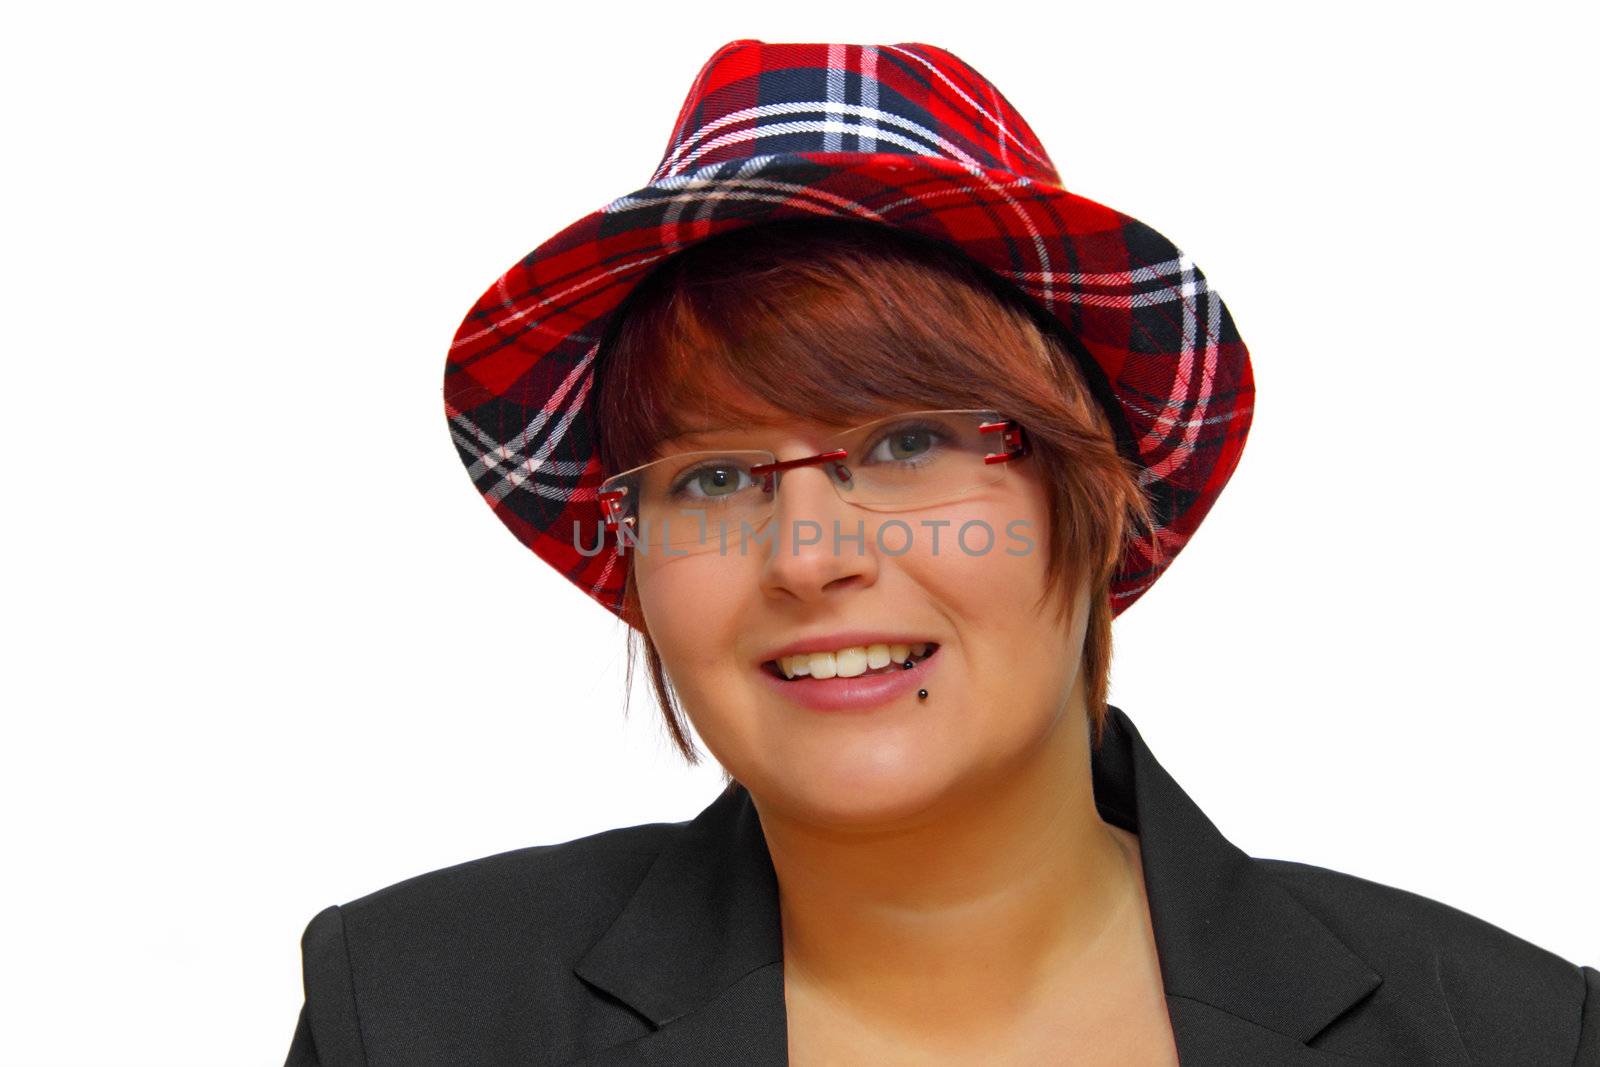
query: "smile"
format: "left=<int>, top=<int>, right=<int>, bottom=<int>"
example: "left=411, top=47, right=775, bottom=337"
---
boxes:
left=761, top=642, right=940, bottom=681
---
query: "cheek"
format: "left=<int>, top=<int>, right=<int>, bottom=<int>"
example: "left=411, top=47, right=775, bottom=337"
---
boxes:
left=909, top=486, right=1054, bottom=623
left=908, top=485, right=1072, bottom=707
left=633, top=554, right=752, bottom=696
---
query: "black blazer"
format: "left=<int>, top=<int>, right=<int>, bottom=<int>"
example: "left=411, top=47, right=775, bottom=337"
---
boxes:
left=285, top=707, right=1599, bottom=1065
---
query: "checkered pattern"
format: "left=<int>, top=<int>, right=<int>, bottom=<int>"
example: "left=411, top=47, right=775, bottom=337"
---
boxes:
left=444, top=40, right=1254, bottom=621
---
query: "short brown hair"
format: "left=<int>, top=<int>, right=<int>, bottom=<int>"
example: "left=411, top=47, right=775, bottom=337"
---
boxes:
left=592, top=219, right=1159, bottom=778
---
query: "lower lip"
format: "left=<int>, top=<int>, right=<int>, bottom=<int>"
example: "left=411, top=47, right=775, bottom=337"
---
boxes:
left=758, top=648, right=941, bottom=713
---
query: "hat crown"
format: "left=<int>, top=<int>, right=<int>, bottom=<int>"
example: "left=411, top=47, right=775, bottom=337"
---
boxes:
left=652, top=41, right=1063, bottom=186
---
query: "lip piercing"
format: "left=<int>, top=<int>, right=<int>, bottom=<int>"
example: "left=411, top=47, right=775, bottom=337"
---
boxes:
left=897, top=659, right=927, bottom=699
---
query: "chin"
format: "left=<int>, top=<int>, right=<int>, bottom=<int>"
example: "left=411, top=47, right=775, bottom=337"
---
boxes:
left=747, top=744, right=963, bottom=829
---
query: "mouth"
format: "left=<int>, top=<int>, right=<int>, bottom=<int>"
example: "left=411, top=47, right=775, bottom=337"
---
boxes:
left=760, top=642, right=941, bottom=682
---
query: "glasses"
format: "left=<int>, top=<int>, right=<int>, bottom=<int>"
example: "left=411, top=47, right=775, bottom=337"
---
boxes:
left=597, top=409, right=1029, bottom=552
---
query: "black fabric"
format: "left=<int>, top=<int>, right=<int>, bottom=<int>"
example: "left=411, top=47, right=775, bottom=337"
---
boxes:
left=284, top=706, right=1597, bottom=1065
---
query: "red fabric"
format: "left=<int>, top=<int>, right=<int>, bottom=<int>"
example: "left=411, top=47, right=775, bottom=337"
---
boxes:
left=443, top=40, right=1255, bottom=622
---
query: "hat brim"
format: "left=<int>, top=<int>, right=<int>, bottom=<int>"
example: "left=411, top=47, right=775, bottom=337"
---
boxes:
left=444, top=151, right=1253, bottom=621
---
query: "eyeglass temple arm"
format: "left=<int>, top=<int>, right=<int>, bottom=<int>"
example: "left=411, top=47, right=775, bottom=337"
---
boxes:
left=980, top=419, right=1028, bottom=464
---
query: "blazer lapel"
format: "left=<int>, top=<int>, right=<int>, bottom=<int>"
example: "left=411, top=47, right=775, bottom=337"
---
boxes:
left=570, top=783, right=788, bottom=1064
left=1163, top=997, right=1378, bottom=1064
left=1095, top=709, right=1386, bottom=1063
left=571, top=706, right=1386, bottom=1065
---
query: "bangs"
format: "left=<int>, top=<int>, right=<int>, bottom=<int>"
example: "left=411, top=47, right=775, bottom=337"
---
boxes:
left=593, top=219, right=1068, bottom=472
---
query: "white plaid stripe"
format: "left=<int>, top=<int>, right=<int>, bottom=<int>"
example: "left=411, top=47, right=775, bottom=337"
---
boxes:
left=1136, top=279, right=1223, bottom=480
left=1119, top=391, right=1253, bottom=436
left=988, top=79, right=1010, bottom=170
left=1004, top=256, right=1191, bottom=287
left=451, top=254, right=671, bottom=352
left=1007, top=258, right=1230, bottom=327
left=1013, top=248, right=1234, bottom=476
left=652, top=156, right=1059, bottom=310
left=882, top=45, right=1056, bottom=177
left=586, top=542, right=620, bottom=601
left=870, top=171, right=1040, bottom=216
left=655, top=102, right=983, bottom=178
left=451, top=342, right=597, bottom=504
left=611, top=185, right=876, bottom=226
left=861, top=47, right=879, bottom=150
left=676, top=119, right=944, bottom=166
left=449, top=411, right=591, bottom=499
left=823, top=44, right=845, bottom=153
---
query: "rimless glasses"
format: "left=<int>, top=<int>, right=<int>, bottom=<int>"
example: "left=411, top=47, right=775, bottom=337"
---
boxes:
left=597, top=409, right=1029, bottom=553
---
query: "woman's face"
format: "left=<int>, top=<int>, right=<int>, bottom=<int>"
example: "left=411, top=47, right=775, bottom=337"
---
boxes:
left=631, top=400, right=1090, bottom=828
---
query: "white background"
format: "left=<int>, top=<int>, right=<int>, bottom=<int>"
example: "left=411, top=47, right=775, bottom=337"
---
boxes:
left=3, top=2, right=1595, bottom=1062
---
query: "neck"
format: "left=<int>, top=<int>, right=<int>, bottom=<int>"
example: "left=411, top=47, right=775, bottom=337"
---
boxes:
left=753, top=686, right=1142, bottom=1040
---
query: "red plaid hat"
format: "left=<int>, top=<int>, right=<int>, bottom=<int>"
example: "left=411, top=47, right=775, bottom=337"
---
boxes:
left=443, top=39, right=1254, bottom=620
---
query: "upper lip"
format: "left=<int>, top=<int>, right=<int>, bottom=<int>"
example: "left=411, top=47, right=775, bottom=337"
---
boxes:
left=757, top=631, right=940, bottom=665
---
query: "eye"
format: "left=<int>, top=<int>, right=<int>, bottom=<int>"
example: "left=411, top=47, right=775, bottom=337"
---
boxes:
left=671, top=462, right=752, bottom=499
left=865, top=423, right=943, bottom=464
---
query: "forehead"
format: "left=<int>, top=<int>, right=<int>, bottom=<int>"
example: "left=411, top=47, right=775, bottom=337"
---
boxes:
left=657, top=416, right=861, bottom=450
left=635, top=328, right=962, bottom=460
left=651, top=387, right=879, bottom=447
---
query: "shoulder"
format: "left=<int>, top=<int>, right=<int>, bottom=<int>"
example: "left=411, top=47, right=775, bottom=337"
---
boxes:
left=341, top=817, right=678, bottom=925
left=1253, top=856, right=1599, bottom=1063
left=318, top=817, right=682, bottom=962
left=293, top=819, right=684, bottom=1063
left=1254, top=855, right=1581, bottom=988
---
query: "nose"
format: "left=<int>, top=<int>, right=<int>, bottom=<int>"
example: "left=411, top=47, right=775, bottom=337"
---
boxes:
left=757, top=462, right=879, bottom=604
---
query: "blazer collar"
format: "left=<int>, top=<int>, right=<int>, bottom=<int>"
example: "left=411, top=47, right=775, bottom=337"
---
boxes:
left=571, top=706, right=1383, bottom=1064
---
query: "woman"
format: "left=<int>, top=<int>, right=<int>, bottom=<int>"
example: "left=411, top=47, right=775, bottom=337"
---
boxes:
left=285, top=40, right=1597, bottom=1065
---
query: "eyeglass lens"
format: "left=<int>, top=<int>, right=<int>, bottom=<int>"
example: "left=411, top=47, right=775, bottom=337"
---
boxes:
left=599, top=410, right=1016, bottom=550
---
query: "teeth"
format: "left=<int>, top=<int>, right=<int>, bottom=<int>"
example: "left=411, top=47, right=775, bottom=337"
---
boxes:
left=834, top=647, right=869, bottom=678
left=775, top=642, right=935, bottom=680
